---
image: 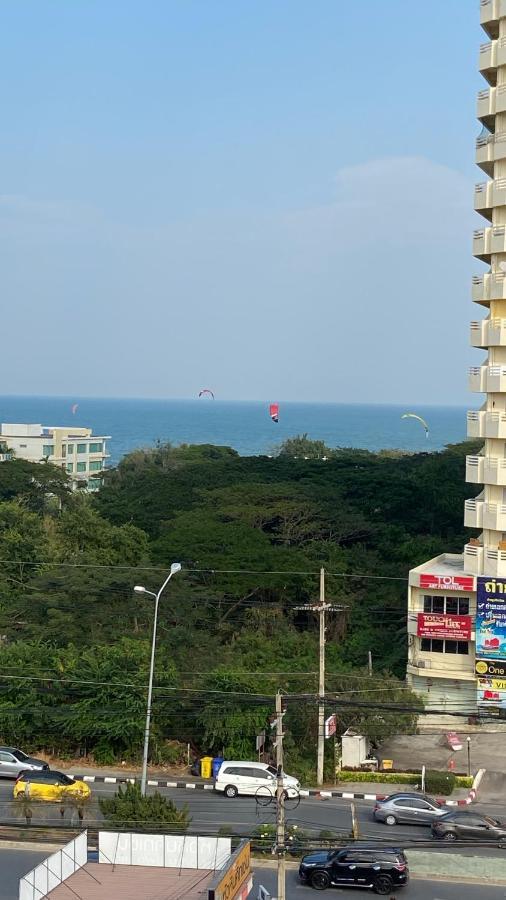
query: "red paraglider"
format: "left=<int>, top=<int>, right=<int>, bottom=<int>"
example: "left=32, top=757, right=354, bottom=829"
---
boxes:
left=269, top=403, right=279, bottom=423
left=198, top=389, right=215, bottom=399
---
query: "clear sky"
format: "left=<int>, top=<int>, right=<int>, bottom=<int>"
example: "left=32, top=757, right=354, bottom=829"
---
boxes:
left=0, top=0, right=483, bottom=403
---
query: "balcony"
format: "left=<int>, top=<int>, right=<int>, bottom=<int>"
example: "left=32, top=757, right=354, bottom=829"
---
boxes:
left=469, top=366, right=488, bottom=392
left=470, top=320, right=488, bottom=347
left=483, top=502, right=506, bottom=530
left=484, top=456, right=506, bottom=485
left=476, top=132, right=506, bottom=177
left=467, top=409, right=506, bottom=438
left=481, top=0, right=506, bottom=39
left=464, top=497, right=484, bottom=528
left=464, top=542, right=484, bottom=575
left=472, top=273, right=506, bottom=304
left=474, top=179, right=506, bottom=219
left=473, top=225, right=506, bottom=262
left=477, top=85, right=506, bottom=128
left=487, top=365, right=506, bottom=391
left=479, top=37, right=506, bottom=83
left=466, top=455, right=485, bottom=483
left=484, top=547, right=506, bottom=577
left=489, top=318, right=506, bottom=344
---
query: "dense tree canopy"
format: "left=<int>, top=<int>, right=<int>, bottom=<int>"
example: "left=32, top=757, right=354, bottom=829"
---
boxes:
left=0, top=438, right=477, bottom=776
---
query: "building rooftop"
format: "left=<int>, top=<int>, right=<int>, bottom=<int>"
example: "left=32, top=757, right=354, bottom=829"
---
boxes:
left=44, top=863, right=214, bottom=899
left=409, top=552, right=476, bottom=588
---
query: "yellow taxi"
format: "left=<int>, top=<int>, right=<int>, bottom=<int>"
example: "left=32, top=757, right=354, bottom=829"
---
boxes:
left=13, top=769, right=91, bottom=802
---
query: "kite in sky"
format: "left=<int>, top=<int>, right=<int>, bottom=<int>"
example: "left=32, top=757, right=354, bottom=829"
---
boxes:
left=401, top=412, right=429, bottom=438
left=198, top=389, right=215, bottom=399
left=269, top=403, right=279, bottom=423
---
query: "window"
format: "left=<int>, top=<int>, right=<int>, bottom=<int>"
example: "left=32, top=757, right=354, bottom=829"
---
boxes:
left=420, top=638, right=469, bottom=654
left=76, top=462, right=86, bottom=473
left=67, top=444, right=74, bottom=454
left=89, top=460, right=103, bottom=472
left=77, top=443, right=87, bottom=454
left=89, top=442, right=103, bottom=453
left=0, top=752, right=14, bottom=762
left=42, top=444, right=54, bottom=457
left=66, top=463, right=74, bottom=473
left=423, top=595, right=470, bottom=615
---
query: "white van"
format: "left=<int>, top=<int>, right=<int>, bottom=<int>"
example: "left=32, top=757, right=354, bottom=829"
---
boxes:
left=214, top=761, right=300, bottom=799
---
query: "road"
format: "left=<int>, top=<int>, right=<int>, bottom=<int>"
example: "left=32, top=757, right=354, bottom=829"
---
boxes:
left=2, top=779, right=506, bottom=857
left=254, top=865, right=506, bottom=898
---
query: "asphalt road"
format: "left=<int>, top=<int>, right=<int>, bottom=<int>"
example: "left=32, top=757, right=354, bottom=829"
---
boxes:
left=1, top=780, right=506, bottom=858
left=254, top=865, right=506, bottom=898
left=0, top=848, right=48, bottom=900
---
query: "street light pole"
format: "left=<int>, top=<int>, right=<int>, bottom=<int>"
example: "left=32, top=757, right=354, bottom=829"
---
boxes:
left=467, top=736, right=471, bottom=777
left=134, top=562, right=182, bottom=796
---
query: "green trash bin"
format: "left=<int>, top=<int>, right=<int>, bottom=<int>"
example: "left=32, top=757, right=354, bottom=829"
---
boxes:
left=200, top=756, right=213, bottom=779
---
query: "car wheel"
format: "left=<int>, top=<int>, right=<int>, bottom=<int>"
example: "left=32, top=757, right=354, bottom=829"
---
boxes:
left=442, top=831, right=457, bottom=842
left=310, top=870, right=330, bottom=890
left=385, top=814, right=397, bottom=826
left=373, top=874, right=394, bottom=895
left=224, top=785, right=238, bottom=798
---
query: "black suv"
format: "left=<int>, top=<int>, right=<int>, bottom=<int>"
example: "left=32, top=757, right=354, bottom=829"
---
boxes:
left=299, top=846, right=409, bottom=894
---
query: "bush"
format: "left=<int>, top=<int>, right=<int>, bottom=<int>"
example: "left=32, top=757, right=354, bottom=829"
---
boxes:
left=99, top=782, right=191, bottom=832
left=424, top=770, right=456, bottom=796
left=338, top=771, right=418, bottom=785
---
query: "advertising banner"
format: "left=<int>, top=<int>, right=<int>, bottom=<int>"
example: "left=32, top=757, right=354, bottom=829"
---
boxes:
left=476, top=577, right=506, bottom=659
left=325, top=714, right=337, bottom=739
left=475, top=658, right=506, bottom=679
left=417, top=613, right=471, bottom=641
left=420, top=574, right=474, bottom=592
left=477, top=678, right=506, bottom=708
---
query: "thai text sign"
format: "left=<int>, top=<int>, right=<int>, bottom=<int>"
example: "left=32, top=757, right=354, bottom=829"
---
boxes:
left=208, top=840, right=251, bottom=900
left=419, top=574, right=474, bottom=591
left=417, top=613, right=471, bottom=640
left=476, top=577, right=506, bottom=659
left=325, top=714, right=337, bottom=739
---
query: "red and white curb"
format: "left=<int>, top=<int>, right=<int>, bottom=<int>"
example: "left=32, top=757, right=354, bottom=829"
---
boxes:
left=75, top=767, right=486, bottom=805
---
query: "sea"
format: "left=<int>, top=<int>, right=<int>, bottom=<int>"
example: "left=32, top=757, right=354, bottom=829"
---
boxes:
left=0, top=396, right=469, bottom=467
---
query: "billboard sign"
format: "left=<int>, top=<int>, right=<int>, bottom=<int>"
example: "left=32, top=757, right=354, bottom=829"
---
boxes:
left=476, top=577, right=506, bottom=659
left=419, top=574, right=474, bottom=592
left=417, top=613, right=471, bottom=641
left=475, top=658, right=506, bottom=679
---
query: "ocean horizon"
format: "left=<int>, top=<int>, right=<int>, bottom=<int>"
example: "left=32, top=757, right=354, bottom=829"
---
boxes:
left=0, top=395, right=469, bottom=466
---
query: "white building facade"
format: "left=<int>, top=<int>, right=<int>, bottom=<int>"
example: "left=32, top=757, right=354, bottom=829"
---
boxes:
left=407, top=1, right=506, bottom=716
left=0, top=423, right=110, bottom=491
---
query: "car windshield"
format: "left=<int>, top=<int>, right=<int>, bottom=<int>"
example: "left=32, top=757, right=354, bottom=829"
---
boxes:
left=485, top=816, right=500, bottom=826
left=59, top=774, right=74, bottom=785
left=12, top=750, right=28, bottom=762
left=266, top=766, right=277, bottom=776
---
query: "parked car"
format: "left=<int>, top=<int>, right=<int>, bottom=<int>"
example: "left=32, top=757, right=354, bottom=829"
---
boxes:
left=373, top=792, right=446, bottom=826
left=432, top=811, right=506, bottom=843
left=299, top=846, right=409, bottom=894
left=214, top=761, right=300, bottom=798
left=0, top=747, right=48, bottom=779
left=13, top=770, right=91, bottom=803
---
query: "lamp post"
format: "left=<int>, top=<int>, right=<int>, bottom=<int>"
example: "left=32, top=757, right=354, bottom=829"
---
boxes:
left=466, top=736, right=471, bottom=778
left=134, top=562, right=182, bottom=796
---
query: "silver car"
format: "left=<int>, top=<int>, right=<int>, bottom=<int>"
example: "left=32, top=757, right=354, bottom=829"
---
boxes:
left=0, top=747, right=49, bottom=779
left=373, top=792, right=446, bottom=826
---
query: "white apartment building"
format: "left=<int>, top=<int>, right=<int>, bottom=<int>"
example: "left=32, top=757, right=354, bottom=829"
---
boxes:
left=407, top=0, right=506, bottom=716
left=0, top=423, right=110, bottom=491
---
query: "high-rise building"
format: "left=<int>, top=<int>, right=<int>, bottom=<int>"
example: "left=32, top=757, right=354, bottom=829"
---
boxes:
left=406, top=1, right=506, bottom=717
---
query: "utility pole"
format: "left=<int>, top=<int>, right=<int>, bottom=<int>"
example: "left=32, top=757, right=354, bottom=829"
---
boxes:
left=275, top=691, right=286, bottom=900
left=318, top=567, right=326, bottom=787
left=295, top=568, right=343, bottom=787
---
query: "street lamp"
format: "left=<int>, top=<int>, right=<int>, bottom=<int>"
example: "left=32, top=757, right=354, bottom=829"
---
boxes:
left=134, top=562, right=182, bottom=796
left=466, top=736, right=472, bottom=777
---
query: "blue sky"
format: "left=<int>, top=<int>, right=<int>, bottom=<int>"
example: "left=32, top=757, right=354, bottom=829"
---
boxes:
left=0, top=0, right=483, bottom=403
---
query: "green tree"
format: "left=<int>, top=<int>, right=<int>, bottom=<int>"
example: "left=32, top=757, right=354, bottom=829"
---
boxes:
left=99, top=782, right=190, bottom=831
left=277, top=434, right=333, bottom=459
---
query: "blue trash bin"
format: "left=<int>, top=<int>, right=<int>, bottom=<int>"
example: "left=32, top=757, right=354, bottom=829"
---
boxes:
left=212, top=757, right=224, bottom=778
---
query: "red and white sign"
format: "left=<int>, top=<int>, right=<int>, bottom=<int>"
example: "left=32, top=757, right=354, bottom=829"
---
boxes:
left=417, top=613, right=472, bottom=640
left=325, top=714, right=337, bottom=739
left=420, top=574, right=474, bottom=592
